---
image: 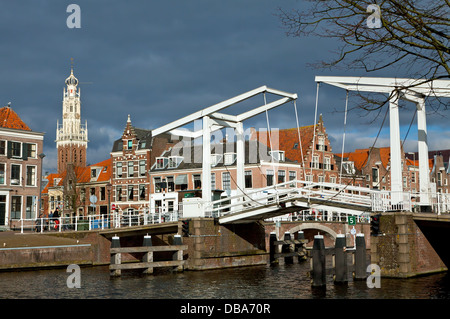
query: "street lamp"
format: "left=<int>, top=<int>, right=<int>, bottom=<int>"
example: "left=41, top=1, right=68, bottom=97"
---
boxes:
left=38, top=153, right=46, bottom=218
left=106, top=182, right=112, bottom=227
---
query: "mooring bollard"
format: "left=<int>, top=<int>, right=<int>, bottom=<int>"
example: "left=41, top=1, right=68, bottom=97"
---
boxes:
left=269, top=232, right=277, bottom=264
left=334, top=234, right=348, bottom=284
left=311, top=234, right=326, bottom=287
left=295, top=231, right=306, bottom=262
left=173, top=234, right=183, bottom=272
left=354, top=233, right=367, bottom=280
left=110, top=235, right=121, bottom=277
left=282, top=232, right=293, bottom=264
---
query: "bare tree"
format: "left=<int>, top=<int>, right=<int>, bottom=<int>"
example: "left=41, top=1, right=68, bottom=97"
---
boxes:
left=277, top=1, right=449, bottom=113
left=278, top=0, right=449, bottom=78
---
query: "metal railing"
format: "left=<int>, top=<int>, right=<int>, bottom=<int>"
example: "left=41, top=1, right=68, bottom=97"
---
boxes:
left=19, top=209, right=182, bottom=234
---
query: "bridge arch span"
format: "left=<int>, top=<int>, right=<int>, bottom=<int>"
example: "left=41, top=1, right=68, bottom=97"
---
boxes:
left=287, top=224, right=338, bottom=241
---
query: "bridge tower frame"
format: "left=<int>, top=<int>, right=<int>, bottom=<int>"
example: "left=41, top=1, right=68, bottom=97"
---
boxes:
left=151, top=86, right=297, bottom=216
left=315, top=76, right=450, bottom=206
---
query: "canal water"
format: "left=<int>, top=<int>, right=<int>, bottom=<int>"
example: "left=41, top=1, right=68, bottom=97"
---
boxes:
left=0, top=261, right=449, bottom=300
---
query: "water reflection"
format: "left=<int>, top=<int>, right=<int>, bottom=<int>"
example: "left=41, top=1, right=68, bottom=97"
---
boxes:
left=0, top=262, right=449, bottom=299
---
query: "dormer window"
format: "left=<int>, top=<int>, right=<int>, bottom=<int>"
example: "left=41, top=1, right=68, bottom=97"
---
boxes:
left=211, top=154, right=222, bottom=167
left=269, top=151, right=285, bottom=162
left=127, top=140, right=133, bottom=150
left=224, top=153, right=236, bottom=165
left=156, top=157, right=168, bottom=169
left=168, top=156, right=183, bottom=169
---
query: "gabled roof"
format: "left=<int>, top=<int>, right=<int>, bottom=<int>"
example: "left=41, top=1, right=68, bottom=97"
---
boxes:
left=250, top=125, right=315, bottom=164
left=42, top=158, right=112, bottom=194
left=0, top=106, right=31, bottom=131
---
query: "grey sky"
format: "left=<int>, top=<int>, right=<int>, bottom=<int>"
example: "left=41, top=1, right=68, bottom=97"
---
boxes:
left=1, top=1, right=448, bottom=173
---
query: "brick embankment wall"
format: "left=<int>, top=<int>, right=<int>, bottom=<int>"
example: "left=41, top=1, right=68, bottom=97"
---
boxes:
left=370, top=212, right=447, bottom=278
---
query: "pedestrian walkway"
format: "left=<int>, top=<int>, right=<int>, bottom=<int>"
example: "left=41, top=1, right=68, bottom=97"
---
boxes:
left=0, top=231, right=80, bottom=249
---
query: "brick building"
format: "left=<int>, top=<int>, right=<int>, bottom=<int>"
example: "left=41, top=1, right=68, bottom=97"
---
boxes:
left=110, top=115, right=179, bottom=217
left=42, top=158, right=112, bottom=220
left=250, top=114, right=339, bottom=184
left=148, top=139, right=304, bottom=216
left=0, top=104, right=45, bottom=228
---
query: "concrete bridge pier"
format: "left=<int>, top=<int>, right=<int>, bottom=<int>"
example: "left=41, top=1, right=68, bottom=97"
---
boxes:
left=182, top=218, right=268, bottom=270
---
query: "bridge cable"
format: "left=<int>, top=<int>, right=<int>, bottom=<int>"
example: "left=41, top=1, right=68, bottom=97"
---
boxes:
left=293, top=99, right=306, bottom=182
left=339, top=90, right=349, bottom=185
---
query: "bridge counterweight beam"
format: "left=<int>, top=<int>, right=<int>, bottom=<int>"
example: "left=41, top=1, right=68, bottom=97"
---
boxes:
left=389, top=91, right=403, bottom=205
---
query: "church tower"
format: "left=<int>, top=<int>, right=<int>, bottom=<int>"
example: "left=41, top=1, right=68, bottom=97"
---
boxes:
left=55, top=66, right=88, bottom=173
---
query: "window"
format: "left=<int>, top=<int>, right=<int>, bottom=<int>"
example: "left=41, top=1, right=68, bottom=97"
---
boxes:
left=316, top=136, right=327, bottom=151
left=270, top=151, right=285, bottom=162
left=324, top=157, right=331, bottom=170
left=139, top=160, right=146, bottom=176
left=10, top=141, right=22, bottom=158
left=211, top=173, right=216, bottom=189
left=266, top=170, right=274, bottom=186
left=50, top=196, right=55, bottom=210
left=245, top=171, right=252, bottom=188
left=156, top=157, right=168, bottom=169
left=167, top=176, right=175, bottom=192
left=154, top=177, right=162, bottom=193
left=193, top=174, right=201, bottom=189
left=11, top=164, right=21, bottom=185
left=311, top=155, right=319, bottom=169
left=139, top=184, right=146, bottom=200
left=306, top=174, right=313, bottom=182
left=128, top=161, right=134, bottom=177
left=116, top=186, right=122, bottom=201
left=116, top=162, right=123, bottom=178
left=26, top=196, right=35, bottom=219
left=289, top=171, right=296, bottom=187
left=128, top=185, right=134, bottom=201
left=372, top=168, right=379, bottom=183
left=11, top=196, right=21, bottom=219
left=403, top=176, right=408, bottom=188
left=26, top=166, right=36, bottom=186
left=0, top=140, right=5, bottom=155
left=330, top=176, right=337, bottom=184
left=127, top=140, right=133, bottom=150
left=278, top=170, right=285, bottom=184
left=318, top=175, right=325, bottom=183
left=222, top=172, right=231, bottom=190
left=0, top=163, right=5, bottom=185
left=211, top=154, right=222, bottom=167
left=168, top=201, right=174, bottom=212
left=100, top=187, right=106, bottom=201
left=168, top=156, right=183, bottom=169
left=27, top=144, right=36, bottom=158
left=224, top=153, right=236, bottom=165
left=91, top=168, right=98, bottom=178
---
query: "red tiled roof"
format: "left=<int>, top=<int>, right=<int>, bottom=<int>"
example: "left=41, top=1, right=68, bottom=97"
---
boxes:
left=250, top=125, right=315, bottom=163
left=42, top=158, right=112, bottom=194
left=0, top=106, right=31, bottom=131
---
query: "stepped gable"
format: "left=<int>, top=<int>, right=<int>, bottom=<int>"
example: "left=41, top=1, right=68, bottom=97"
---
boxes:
left=0, top=105, right=31, bottom=131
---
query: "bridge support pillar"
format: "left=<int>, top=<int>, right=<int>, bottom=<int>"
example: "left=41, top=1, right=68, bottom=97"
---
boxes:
left=370, top=212, right=447, bottom=278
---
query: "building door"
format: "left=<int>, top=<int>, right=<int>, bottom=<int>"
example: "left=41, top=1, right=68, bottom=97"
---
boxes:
left=0, top=195, right=6, bottom=225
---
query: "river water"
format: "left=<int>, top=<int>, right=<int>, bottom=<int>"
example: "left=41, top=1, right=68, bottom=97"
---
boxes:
left=1, top=261, right=449, bottom=300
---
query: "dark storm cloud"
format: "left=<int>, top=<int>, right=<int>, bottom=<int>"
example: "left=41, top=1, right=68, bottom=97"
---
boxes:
left=0, top=1, right=448, bottom=173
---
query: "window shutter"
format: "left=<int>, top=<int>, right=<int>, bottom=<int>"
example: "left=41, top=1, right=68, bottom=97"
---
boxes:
left=6, top=141, right=11, bottom=158
left=22, top=143, right=28, bottom=160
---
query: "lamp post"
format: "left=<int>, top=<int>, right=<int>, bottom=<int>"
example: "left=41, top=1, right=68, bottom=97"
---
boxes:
left=38, top=153, right=46, bottom=218
left=106, top=182, right=112, bottom=228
